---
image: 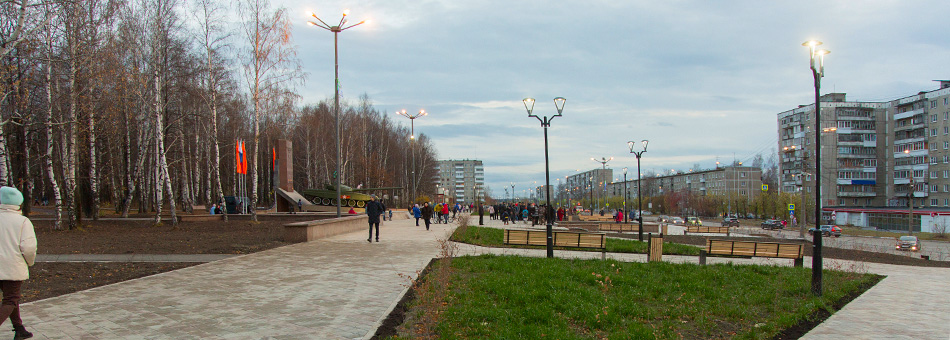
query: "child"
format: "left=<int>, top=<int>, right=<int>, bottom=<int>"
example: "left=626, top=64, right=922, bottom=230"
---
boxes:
left=501, top=211, right=510, bottom=225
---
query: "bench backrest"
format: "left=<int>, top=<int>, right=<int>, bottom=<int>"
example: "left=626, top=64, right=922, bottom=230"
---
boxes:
left=686, top=225, right=729, bottom=233
left=598, top=223, right=640, bottom=232
left=505, top=229, right=606, bottom=249
left=706, top=239, right=803, bottom=259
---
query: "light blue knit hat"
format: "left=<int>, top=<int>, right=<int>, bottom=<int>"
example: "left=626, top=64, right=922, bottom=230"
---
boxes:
left=0, top=186, right=24, bottom=206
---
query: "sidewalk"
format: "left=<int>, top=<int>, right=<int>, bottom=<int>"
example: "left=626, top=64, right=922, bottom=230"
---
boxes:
left=20, top=216, right=457, bottom=339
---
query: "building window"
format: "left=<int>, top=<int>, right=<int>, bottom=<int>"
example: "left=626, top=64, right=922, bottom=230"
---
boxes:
left=932, top=128, right=938, bottom=137
left=945, top=126, right=949, bottom=135
left=945, top=112, right=949, bottom=120
left=932, top=171, right=939, bottom=179
left=944, top=184, right=949, bottom=192
left=945, top=199, right=949, bottom=207
left=944, top=156, right=949, bottom=163
left=932, top=100, right=938, bottom=109
left=932, top=185, right=939, bottom=192
left=932, top=114, right=938, bottom=122
left=931, top=199, right=939, bottom=206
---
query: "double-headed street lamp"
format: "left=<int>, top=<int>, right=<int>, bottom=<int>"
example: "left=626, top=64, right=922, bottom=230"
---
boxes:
left=397, top=109, right=427, bottom=205
left=308, top=9, right=367, bottom=217
left=804, top=39, right=829, bottom=296
left=510, top=182, right=516, bottom=202
left=591, top=157, right=612, bottom=212
left=628, top=140, right=648, bottom=241
left=523, top=96, right=566, bottom=259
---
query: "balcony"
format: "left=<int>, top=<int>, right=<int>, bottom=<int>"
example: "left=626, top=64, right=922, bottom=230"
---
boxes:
left=838, top=192, right=876, bottom=197
left=894, top=107, right=924, bottom=120
left=894, top=178, right=910, bottom=185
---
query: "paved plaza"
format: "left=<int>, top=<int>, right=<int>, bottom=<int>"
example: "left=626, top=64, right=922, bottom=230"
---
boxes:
left=17, top=215, right=950, bottom=339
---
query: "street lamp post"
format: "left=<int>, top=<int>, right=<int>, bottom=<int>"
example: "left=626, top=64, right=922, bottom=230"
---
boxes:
left=397, top=109, right=427, bottom=206
left=804, top=39, right=829, bottom=296
left=523, top=97, right=566, bottom=258
left=308, top=10, right=367, bottom=218
left=591, top=157, right=612, bottom=212
left=588, top=176, right=593, bottom=213
left=510, top=183, right=516, bottom=203
left=622, top=168, right=628, bottom=223
left=628, top=140, right=648, bottom=241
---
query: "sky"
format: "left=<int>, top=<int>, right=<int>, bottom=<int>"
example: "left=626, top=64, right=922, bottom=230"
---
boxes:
left=280, top=0, right=950, bottom=198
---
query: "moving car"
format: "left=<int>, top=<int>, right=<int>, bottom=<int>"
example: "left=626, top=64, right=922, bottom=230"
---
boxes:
left=808, top=225, right=842, bottom=237
left=721, top=217, right=740, bottom=227
left=760, top=219, right=783, bottom=230
left=656, top=215, right=671, bottom=223
left=671, top=217, right=685, bottom=225
left=686, top=216, right=703, bottom=226
left=896, top=235, right=921, bottom=252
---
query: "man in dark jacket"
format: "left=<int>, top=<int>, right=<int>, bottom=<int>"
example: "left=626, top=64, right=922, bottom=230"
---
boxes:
left=366, top=195, right=386, bottom=242
left=421, top=202, right=434, bottom=231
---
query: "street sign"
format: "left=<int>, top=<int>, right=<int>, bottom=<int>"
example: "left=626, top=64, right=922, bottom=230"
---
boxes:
left=788, top=204, right=795, bottom=211
left=762, top=184, right=768, bottom=192
left=831, top=211, right=837, bottom=220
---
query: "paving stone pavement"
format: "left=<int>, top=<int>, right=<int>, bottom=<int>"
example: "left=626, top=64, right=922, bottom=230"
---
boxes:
left=36, top=254, right=238, bottom=263
left=20, top=215, right=459, bottom=339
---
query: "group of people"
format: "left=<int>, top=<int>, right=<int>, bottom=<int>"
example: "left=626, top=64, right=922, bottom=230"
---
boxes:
left=409, top=202, right=468, bottom=230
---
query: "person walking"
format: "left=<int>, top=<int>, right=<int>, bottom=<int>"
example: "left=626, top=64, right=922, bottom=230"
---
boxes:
left=412, top=204, right=421, bottom=226
left=365, top=195, right=385, bottom=243
left=421, top=202, right=434, bottom=231
left=0, top=187, right=36, bottom=340
left=441, top=203, right=450, bottom=224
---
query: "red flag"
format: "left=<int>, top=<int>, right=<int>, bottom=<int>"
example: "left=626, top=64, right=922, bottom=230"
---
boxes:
left=272, top=147, right=276, bottom=169
left=235, top=141, right=241, bottom=174
left=239, top=141, right=247, bottom=174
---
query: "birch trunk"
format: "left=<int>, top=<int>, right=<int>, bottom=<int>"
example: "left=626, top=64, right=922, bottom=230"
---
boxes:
left=88, top=92, right=100, bottom=220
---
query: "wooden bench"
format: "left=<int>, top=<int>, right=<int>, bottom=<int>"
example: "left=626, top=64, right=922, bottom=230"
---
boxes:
left=578, top=215, right=614, bottom=222
left=684, top=225, right=731, bottom=236
left=504, top=229, right=607, bottom=259
left=699, top=239, right=804, bottom=267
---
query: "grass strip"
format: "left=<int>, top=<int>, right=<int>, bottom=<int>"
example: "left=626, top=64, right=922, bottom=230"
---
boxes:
left=451, top=225, right=702, bottom=256
left=396, top=255, right=882, bottom=339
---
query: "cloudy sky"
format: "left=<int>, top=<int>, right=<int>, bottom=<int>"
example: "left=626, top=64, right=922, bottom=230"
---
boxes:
left=281, top=0, right=950, bottom=198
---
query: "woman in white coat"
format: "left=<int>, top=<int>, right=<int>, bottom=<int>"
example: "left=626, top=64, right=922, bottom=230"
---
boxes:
left=0, top=187, right=36, bottom=339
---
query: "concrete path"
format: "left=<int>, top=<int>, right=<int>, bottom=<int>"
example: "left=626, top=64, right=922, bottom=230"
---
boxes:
left=20, top=216, right=457, bottom=339
left=18, top=214, right=950, bottom=339
left=35, top=254, right=238, bottom=263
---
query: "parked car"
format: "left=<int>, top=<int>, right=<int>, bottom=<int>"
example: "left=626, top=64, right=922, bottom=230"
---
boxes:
left=721, top=217, right=740, bottom=227
left=808, top=225, right=842, bottom=237
left=895, top=235, right=921, bottom=252
left=760, top=219, right=783, bottom=230
left=686, top=216, right=703, bottom=226
left=671, top=217, right=685, bottom=225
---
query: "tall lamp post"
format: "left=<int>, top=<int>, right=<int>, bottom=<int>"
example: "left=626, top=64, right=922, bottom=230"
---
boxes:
left=523, top=96, right=566, bottom=258
left=591, top=157, right=612, bottom=212
left=804, top=39, right=829, bottom=296
left=622, top=167, right=628, bottom=223
left=628, top=140, right=648, bottom=241
left=308, top=9, right=367, bottom=217
left=397, top=109, right=427, bottom=206
left=510, top=183, right=515, bottom=202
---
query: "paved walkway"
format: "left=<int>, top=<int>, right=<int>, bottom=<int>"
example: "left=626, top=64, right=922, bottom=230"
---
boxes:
left=36, top=254, right=238, bottom=263
left=19, top=215, right=950, bottom=339
left=21, top=216, right=457, bottom=339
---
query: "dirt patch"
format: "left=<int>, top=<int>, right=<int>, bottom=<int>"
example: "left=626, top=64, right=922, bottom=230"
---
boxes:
left=21, top=216, right=313, bottom=303
left=22, top=262, right=199, bottom=303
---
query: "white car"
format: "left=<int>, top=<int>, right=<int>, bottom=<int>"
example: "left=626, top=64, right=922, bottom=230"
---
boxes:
left=671, top=217, right=685, bottom=225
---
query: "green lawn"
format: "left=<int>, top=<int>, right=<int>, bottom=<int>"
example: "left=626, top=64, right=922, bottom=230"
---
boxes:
left=451, top=225, right=702, bottom=256
left=398, top=255, right=881, bottom=339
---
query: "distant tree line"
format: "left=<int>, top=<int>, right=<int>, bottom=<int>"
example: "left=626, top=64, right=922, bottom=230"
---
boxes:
left=0, top=0, right=437, bottom=229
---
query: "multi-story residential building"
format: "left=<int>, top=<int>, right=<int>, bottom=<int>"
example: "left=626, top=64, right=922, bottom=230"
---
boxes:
left=434, top=160, right=484, bottom=204
left=533, top=185, right=553, bottom=202
left=607, top=166, right=762, bottom=203
left=776, top=81, right=950, bottom=232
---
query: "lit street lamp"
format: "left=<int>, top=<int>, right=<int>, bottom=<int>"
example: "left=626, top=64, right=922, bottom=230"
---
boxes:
left=523, top=96, right=566, bottom=258
left=628, top=140, right=648, bottom=241
left=308, top=9, right=367, bottom=217
left=397, top=109, right=427, bottom=206
left=804, top=39, right=829, bottom=296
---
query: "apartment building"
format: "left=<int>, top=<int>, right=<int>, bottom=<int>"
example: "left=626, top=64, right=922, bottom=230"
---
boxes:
left=563, top=168, right=613, bottom=208
left=434, top=159, right=484, bottom=204
left=606, top=166, right=763, bottom=201
left=776, top=81, right=950, bottom=232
